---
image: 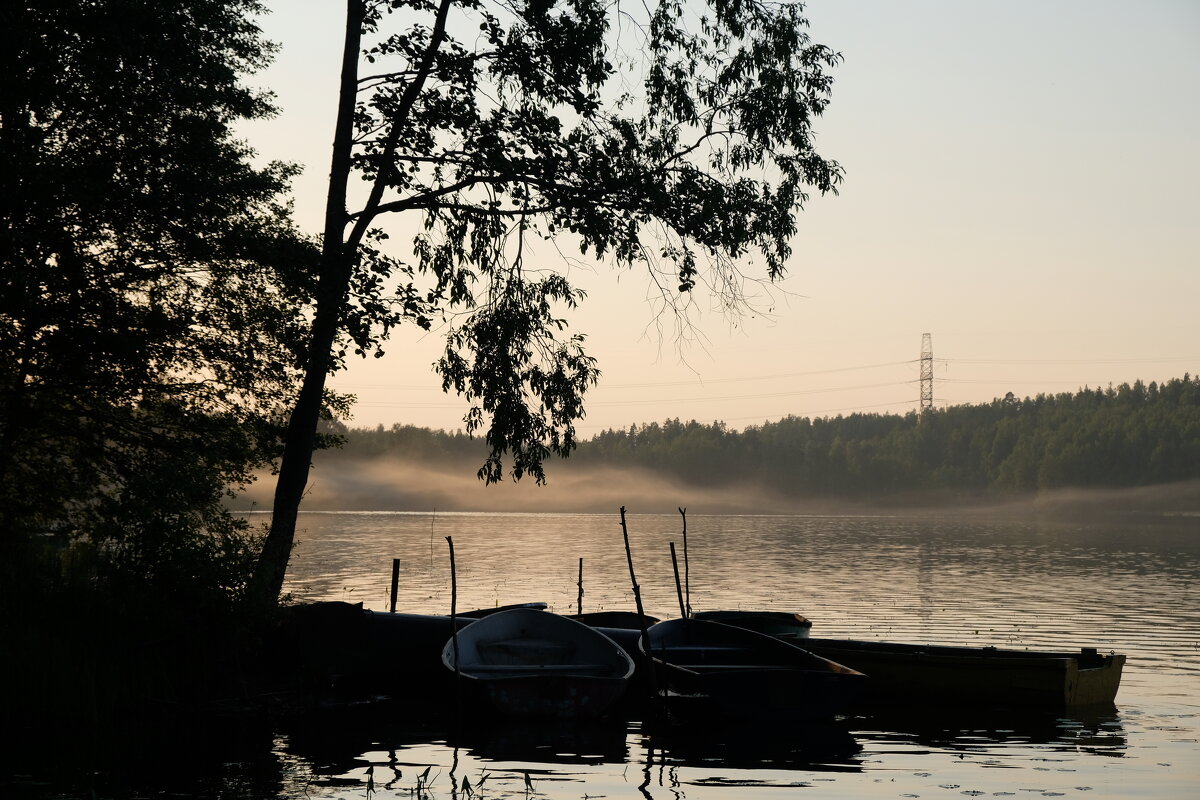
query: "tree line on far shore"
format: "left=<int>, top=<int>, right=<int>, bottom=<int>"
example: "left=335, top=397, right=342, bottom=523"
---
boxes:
left=329, top=374, right=1200, bottom=498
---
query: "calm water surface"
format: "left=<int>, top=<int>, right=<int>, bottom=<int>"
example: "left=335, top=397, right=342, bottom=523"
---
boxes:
left=19, top=512, right=1198, bottom=799
left=260, top=512, right=1199, bottom=800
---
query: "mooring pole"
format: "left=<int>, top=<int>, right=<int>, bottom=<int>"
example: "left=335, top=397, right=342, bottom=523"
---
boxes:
left=577, top=557, right=584, bottom=616
left=620, top=506, right=658, bottom=696
left=446, top=536, right=461, bottom=688
left=679, top=507, right=690, bottom=617
left=389, top=558, right=400, bottom=613
left=669, top=542, right=687, bottom=619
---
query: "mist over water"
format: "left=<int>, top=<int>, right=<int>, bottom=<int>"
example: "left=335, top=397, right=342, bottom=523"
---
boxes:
left=238, top=457, right=811, bottom=515
left=236, top=455, right=1200, bottom=519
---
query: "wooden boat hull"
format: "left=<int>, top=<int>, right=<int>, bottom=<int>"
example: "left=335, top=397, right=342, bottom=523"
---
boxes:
left=692, top=610, right=812, bottom=640
left=801, top=638, right=1125, bottom=709
left=571, top=611, right=660, bottom=630
left=443, top=609, right=635, bottom=718
left=643, top=619, right=866, bottom=721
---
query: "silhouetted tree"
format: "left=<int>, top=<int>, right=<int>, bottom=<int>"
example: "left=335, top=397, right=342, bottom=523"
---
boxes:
left=253, top=0, right=844, bottom=604
left=1, top=0, right=309, bottom=603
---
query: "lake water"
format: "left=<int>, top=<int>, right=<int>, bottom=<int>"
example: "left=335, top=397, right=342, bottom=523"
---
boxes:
left=14, top=511, right=1199, bottom=798
left=262, top=511, right=1199, bottom=800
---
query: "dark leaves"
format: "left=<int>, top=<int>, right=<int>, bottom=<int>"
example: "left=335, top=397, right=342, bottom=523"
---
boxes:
left=437, top=275, right=598, bottom=484
left=321, top=0, right=842, bottom=484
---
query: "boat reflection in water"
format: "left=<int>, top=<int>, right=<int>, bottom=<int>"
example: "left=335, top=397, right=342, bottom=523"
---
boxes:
left=642, top=718, right=862, bottom=773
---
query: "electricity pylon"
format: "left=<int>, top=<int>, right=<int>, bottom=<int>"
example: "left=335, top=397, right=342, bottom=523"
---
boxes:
left=920, top=333, right=933, bottom=415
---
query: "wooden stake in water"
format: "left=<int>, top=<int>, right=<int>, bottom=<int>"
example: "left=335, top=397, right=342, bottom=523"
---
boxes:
left=620, top=506, right=658, bottom=695
left=670, top=542, right=687, bottom=619
left=577, top=557, right=584, bottom=616
left=446, top=536, right=460, bottom=685
left=679, top=507, right=690, bottom=617
left=389, top=558, right=400, bottom=613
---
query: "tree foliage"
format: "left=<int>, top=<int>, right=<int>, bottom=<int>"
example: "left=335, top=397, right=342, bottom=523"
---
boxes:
left=0, top=0, right=312, bottom=604
left=350, top=0, right=843, bottom=463
left=254, top=0, right=844, bottom=603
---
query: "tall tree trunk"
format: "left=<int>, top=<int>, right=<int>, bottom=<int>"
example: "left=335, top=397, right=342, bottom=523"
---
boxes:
left=250, top=0, right=457, bottom=607
left=249, top=0, right=365, bottom=608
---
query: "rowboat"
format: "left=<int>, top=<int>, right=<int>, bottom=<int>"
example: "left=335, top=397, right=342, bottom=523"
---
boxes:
left=692, top=610, right=812, bottom=640
left=800, top=638, right=1126, bottom=709
left=460, top=602, right=548, bottom=618
left=641, top=618, right=866, bottom=721
left=571, top=611, right=660, bottom=629
left=442, top=608, right=635, bottom=718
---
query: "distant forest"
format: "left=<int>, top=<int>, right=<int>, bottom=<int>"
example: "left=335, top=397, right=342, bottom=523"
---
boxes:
left=328, top=375, right=1200, bottom=499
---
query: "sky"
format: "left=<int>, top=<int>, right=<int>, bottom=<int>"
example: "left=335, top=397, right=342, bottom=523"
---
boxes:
left=240, top=0, right=1200, bottom=435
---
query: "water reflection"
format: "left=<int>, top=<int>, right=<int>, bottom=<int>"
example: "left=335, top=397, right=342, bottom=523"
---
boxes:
left=854, top=706, right=1127, bottom=757
left=276, top=709, right=864, bottom=799
left=643, top=719, right=862, bottom=772
left=10, top=513, right=1197, bottom=799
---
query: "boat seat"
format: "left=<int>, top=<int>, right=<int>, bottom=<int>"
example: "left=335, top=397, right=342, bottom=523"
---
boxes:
left=678, top=664, right=796, bottom=672
left=469, top=663, right=611, bottom=671
left=478, top=638, right=577, bottom=665
left=662, top=644, right=748, bottom=652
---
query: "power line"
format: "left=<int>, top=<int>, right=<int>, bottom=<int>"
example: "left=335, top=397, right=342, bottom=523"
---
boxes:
left=575, top=400, right=919, bottom=430
left=597, top=360, right=913, bottom=389
left=329, top=358, right=915, bottom=393
left=938, top=378, right=1119, bottom=386
left=936, top=356, right=1197, bottom=366
left=350, top=379, right=915, bottom=409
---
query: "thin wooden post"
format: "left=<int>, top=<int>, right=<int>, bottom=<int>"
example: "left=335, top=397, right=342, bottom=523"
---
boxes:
left=679, top=507, right=690, bottom=617
left=389, top=558, right=400, bottom=613
left=620, top=506, right=657, bottom=695
left=577, top=557, right=584, bottom=616
left=669, top=542, right=687, bottom=619
left=446, top=536, right=460, bottom=686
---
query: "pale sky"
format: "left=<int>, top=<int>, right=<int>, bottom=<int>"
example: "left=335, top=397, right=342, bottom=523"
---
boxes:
left=241, top=0, right=1200, bottom=434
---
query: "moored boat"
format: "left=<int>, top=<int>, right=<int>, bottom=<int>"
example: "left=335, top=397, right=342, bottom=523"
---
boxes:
left=692, top=609, right=812, bottom=639
left=460, top=601, right=549, bottom=618
left=442, top=608, right=635, bottom=718
left=641, top=618, right=866, bottom=721
left=800, top=638, right=1125, bottom=709
left=571, top=611, right=660, bottom=629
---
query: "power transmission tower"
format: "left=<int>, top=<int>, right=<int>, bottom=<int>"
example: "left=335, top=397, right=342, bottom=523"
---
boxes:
left=919, top=333, right=934, bottom=415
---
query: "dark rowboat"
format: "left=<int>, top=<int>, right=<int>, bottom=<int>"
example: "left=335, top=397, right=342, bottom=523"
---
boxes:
left=460, top=601, right=549, bottom=618
left=800, top=638, right=1126, bottom=709
left=571, top=611, right=660, bottom=630
left=692, top=610, right=812, bottom=640
left=443, top=608, right=635, bottom=718
left=641, top=618, right=866, bottom=721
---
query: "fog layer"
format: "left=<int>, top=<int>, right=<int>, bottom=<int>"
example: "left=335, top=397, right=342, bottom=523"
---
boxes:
left=234, top=456, right=1200, bottom=520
